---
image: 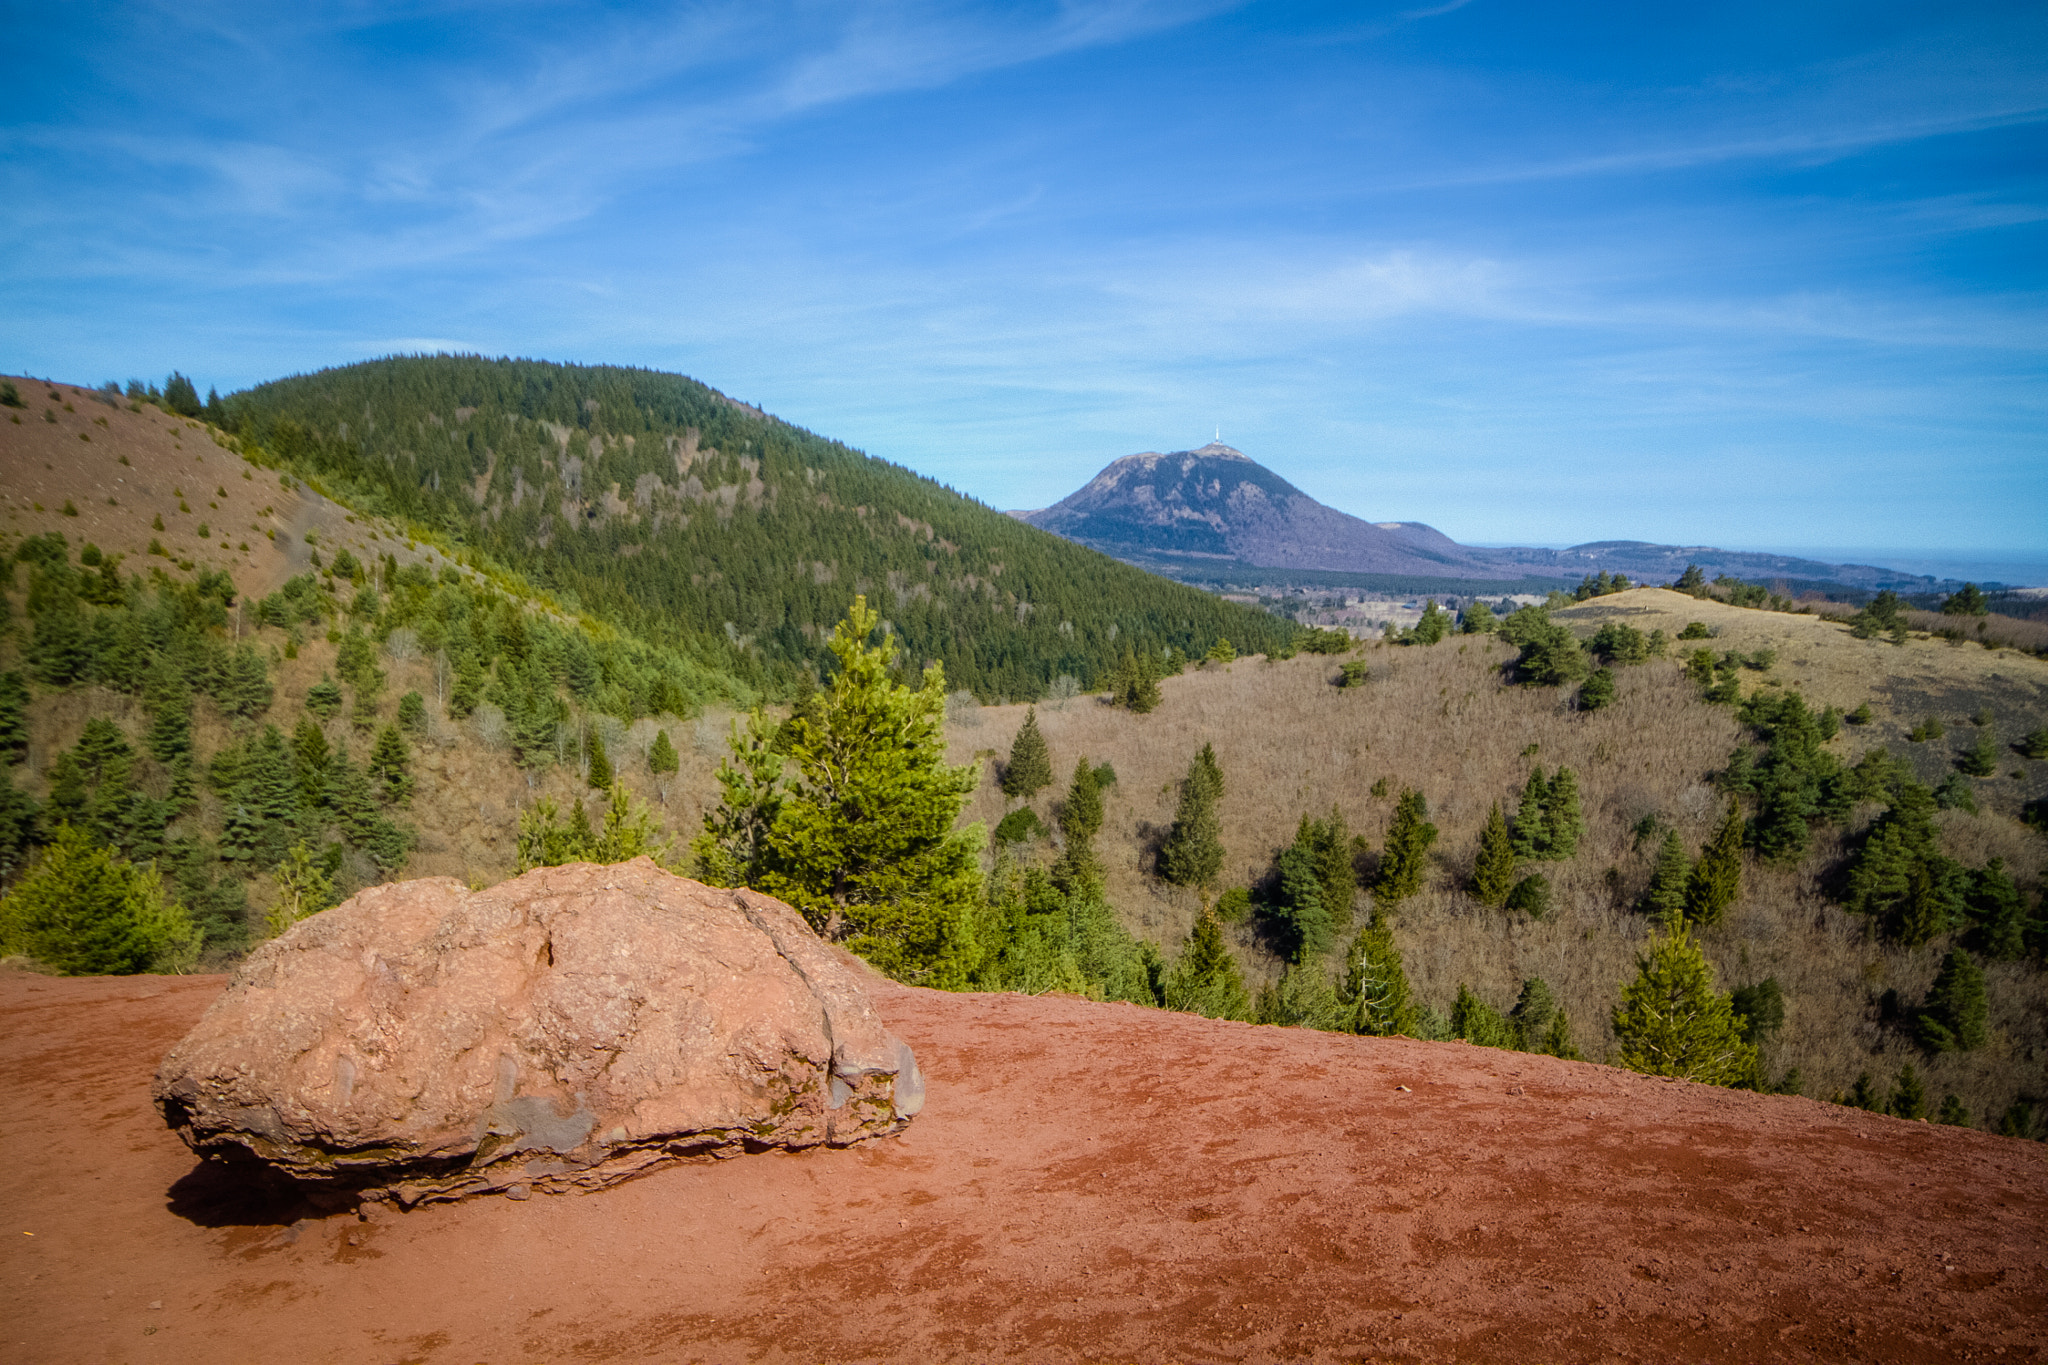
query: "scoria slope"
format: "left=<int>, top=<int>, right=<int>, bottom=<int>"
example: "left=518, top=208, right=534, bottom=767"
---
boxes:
left=4, top=966, right=2043, bottom=1364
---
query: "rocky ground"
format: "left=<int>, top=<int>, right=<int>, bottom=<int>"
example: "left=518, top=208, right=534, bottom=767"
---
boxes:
left=4, top=966, right=2045, bottom=1364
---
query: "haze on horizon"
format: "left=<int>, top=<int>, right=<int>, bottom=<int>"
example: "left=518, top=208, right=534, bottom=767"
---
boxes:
left=2, top=1, right=2042, bottom=560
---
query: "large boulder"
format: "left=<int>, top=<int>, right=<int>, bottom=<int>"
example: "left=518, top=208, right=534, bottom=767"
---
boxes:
left=153, top=859, right=923, bottom=1206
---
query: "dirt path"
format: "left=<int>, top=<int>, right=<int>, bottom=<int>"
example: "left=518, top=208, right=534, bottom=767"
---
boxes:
left=4, top=970, right=2044, bottom=1364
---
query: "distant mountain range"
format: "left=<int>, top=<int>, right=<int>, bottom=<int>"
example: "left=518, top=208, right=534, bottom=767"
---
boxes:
left=1013, top=443, right=1970, bottom=593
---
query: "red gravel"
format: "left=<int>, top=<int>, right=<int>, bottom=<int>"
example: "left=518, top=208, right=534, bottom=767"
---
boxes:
left=4, top=968, right=2044, bottom=1364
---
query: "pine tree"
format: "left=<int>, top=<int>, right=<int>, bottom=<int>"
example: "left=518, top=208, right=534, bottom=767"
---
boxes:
left=1512, top=767, right=1548, bottom=859
left=1160, top=748, right=1225, bottom=890
left=1001, top=707, right=1054, bottom=799
left=1915, top=947, right=1988, bottom=1052
left=1545, top=767, right=1584, bottom=859
left=1510, top=977, right=1558, bottom=1049
left=0, top=824, right=199, bottom=975
left=1373, top=788, right=1438, bottom=908
left=1506, top=872, right=1552, bottom=918
left=1539, top=1009, right=1582, bottom=1060
left=305, top=673, right=343, bottom=721
left=1957, top=730, right=1998, bottom=778
left=1451, top=983, right=1513, bottom=1048
left=1471, top=802, right=1516, bottom=907
left=1273, top=837, right=1328, bottom=963
left=1685, top=798, right=1744, bottom=927
left=264, top=840, right=336, bottom=938
left=1610, top=925, right=1758, bottom=1086
left=1936, top=1094, right=1971, bottom=1127
left=1307, top=805, right=1354, bottom=927
left=757, top=597, right=982, bottom=986
left=0, top=671, right=28, bottom=765
left=1163, top=909, right=1250, bottom=1021
left=397, top=690, right=428, bottom=734
left=1342, top=918, right=1417, bottom=1036
left=1888, top=1063, right=1927, bottom=1120
left=586, top=726, right=614, bottom=790
left=368, top=723, right=413, bottom=805
left=1846, top=1072, right=1881, bottom=1111
left=693, top=707, right=785, bottom=890
left=1052, top=756, right=1105, bottom=891
left=1643, top=829, right=1691, bottom=925
left=648, top=728, right=679, bottom=778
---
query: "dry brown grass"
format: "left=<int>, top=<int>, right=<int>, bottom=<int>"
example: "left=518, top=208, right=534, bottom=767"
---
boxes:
left=0, top=373, right=472, bottom=601
left=949, top=592, right=2048, bottom=1122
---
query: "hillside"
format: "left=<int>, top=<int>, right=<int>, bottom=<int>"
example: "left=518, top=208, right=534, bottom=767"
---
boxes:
left=6, top=967, right=2045, bottom=1364
left=224, top=358, right=1292, bottom=701
left=4, top=371, right=2046, bottom=1143
left=947, top=588, right=2048, bottom=1127
left=1018, top=442, right=1981, bottom=593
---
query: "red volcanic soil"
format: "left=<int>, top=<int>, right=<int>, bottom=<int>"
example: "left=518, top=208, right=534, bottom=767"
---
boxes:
left=4, top=969, right=2044, bottom=1365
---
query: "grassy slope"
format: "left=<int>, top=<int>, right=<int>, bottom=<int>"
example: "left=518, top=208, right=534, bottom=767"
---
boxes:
left=950, top=589, right=2048, bottom=1123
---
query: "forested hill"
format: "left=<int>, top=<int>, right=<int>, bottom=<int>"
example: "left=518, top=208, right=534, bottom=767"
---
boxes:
left=225, top=356, right=1290, bottom=700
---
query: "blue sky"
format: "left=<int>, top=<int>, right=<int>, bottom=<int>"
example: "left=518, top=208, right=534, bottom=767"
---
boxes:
left=4, top=1, right=2043, bottom=562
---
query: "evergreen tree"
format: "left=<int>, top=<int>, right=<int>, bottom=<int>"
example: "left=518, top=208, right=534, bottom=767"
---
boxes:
left=264, top=840, right=337, bottom=938
left=397, top=690, right=428, bottom=734
left=0, top=824, right=199, bottom=975
left=586, top=726, right=614, bottom=790
left=1409, top=599, right=1451, bottom=645
left=217, top=644, right=274, bottom=719
left=1512, top=767, right=1549, bottom=859
left=1610, top=925, right=1758, bottom=1086
left=1163, top=909, right=1250, bottom=1021
left=1846, top=1072, right=1881, bottom=1111
left=1505, top=872, right=1551, bottom=918
left=305, top=673, right=343, bottom=720
left=1256, top=962, right=1344, bottom=1029
left=1888, top=1063, right=1927, bottom=1120
left=1373, top=788, right=1438, bottom=908
left=1052, top=756, right=1105, bottom=890
left=1451, top=983, right=1514, bottom=1048
left=692, top=707, right=785, bottom=890
left=1939, top=583, right=1988, bottom=616
left=1684, top=798, right=1744, bottom=927
left=519, top=782, right=671, bottom=871
left=1509, top=977, right=1558, bottom=1049
left=1471, top=801, right=1516, bottom=907
left=1545, top=768, right=1584, bottom=859
left=0, top=768, right=40, bottom=884
left=648, top=728, right=679, bottom=778
left=1160, top=747, right=1225, bottom=890
left=1916, top=948, right=1988, bottom=1052
left=1458, top=600, right=1497, bottom=634
left=1577, top=667, right=1616, bottom=711
left=1271, top=837, right=1329, bottom=964
left=1001, top=707, right=1054, bottom=800
left=1341, top=918, right=1417, bottom=1036
left=1108, top=650, right=1162, bottom=713
left=756, top=597, right=982, bottom=986
left=1957, top=730, right=1998, bottom=778
left=1539, top=1009, right=1582, bottom=1060
left=0, top=671, right=28, bottom=765
left=1936, top=1094, right=1971, bottom=1127
left=1729, top=978, right=1785, bottom=1046
left=368, top=723, right=413, bottom=805
left=1643, top=828, right=1691, bottom=925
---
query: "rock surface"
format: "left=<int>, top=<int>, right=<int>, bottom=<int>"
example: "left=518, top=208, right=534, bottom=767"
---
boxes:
left=151, top=859, right=922, bottom=1204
